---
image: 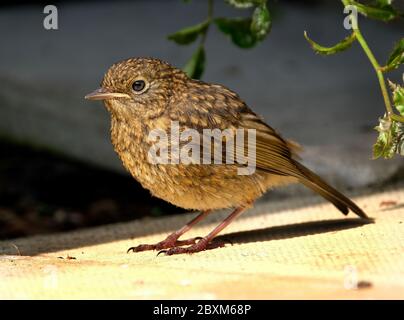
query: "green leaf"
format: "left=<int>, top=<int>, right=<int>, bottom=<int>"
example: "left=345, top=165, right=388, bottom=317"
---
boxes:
left=168, top=20, right=209, bottom=45
left=375, top=81, right=404, bottom=159
left=183, top=46, right=206, bottom=79
left=251, top=3, right=271, bottom=41
left=304, top=31, right=356, bottom=55
left=373, top=0, right=392, bottom=6
left=373, top=116, right=397, bottom=159
left=387, top=39, right=404, bottom=67
left=214, top=17, right=257, bottom=48
left=389, top=80, right=404, bottom=115
left=225, top=0, right=265, bottom=9
left=381, top=38, right=404, bottom=72
left=396, top=122, right=404, bottom=156
left=346, top=0, right=398, bottom=21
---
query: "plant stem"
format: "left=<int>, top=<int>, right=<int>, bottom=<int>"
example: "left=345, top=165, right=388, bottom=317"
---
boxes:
left=351, top=19, right=393, bottom=115
left=208, top=0, right=213, bottom=21
left=391, top=114, right=404, bottom=122
left=342, top=0, right=404, bottom=122
left=201, top=0, right=214, bottom=45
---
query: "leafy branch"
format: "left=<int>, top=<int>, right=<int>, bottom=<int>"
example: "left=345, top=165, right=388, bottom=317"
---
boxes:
left=304, top=0, right=404, bottom=159
left=168, top=0, right=271, bottom=79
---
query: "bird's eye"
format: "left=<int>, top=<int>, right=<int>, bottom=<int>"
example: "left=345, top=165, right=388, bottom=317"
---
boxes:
left=132, top=80, right=146, bottom=92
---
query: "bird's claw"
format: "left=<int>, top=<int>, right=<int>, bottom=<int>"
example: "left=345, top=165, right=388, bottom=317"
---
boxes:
left=157, top=238, right=228, bottom=256
left=127, top=236, right=203, bottom=253
left=156, top=249, right=168, bottom=256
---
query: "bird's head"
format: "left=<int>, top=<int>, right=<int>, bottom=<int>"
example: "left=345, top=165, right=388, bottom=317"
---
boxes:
left=85, top=57, right=186, bottom=120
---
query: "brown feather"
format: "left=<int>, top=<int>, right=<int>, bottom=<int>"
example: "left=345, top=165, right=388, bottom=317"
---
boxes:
left=241, top=112, right=368, bottom=219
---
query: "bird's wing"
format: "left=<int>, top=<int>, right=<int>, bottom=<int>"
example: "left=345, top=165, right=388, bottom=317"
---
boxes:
left=171, top=80, right=367, bottom=219
left=236, top=109, right=303, bottom=176
left=171, top=80, right=302, bottom=176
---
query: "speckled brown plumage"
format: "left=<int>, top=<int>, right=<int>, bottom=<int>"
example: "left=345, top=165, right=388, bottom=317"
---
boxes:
left=85, top=57, right=368, bottom=255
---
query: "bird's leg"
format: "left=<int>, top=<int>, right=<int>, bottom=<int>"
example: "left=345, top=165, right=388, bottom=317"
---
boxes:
left=160, top=206, right=247, bottom=256
left=127, top=210, right=211, bottom=253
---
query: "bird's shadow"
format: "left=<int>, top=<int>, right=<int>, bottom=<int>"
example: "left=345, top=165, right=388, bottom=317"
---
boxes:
left=0, top=214, right=373, bottom=256
left=215, top=217, right=373, bottom=245
left=380, top=203, right=404, bottom=212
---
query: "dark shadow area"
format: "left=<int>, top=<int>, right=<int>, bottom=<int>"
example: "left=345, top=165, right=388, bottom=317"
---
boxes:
left=0, top=139, right=185, bottom=239
left=0, top=215, right=373, bottom=256
left=215, top=218, right=374, bottom=244
left=380, top=203, right=404, bottom=212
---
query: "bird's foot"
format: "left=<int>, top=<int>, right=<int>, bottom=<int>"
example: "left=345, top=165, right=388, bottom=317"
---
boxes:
left=127, top=235, right=202, bottom=253
left=158, top=238, right=229, bottom=256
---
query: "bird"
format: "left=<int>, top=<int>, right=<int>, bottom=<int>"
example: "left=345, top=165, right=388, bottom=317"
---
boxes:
left=85, top=57, right=368, bottom=255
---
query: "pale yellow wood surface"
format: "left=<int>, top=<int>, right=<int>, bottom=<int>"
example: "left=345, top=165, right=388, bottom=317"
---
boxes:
left=1, top=186, right=404, bottom=299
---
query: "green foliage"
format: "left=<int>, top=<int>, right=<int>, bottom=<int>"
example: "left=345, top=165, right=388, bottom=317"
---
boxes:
left=214, top=3, right=270, bottom=48
left=344, top=0, right=399, bottom=21
left=373, top=116, right=398, bottom=159
left=380, top=38, right=404, bottom=72
left=183, top=45, right=206, bottom=79
left=167, top=21, right=209, bottom=45
left=396, top=123, right=404, bottom=156
left=251, top=3, right=271, bottom=41
left=374, top=0, right=392, bottom=6
left=214, top=18, right=256, bottom=48
left=373, top=82, right=404, bottom=159
left=225, top=0, right=258, bottom=8
left=390, top=81, right=404, bottom=116
left=304, top=31, right=356, bottom=55
left=304, top=0, right=403, bottom=159
left=168, top=0, right=270, bottom=79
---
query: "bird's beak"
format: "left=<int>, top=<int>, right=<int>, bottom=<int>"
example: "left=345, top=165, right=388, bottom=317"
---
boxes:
left=85, top=88, right=130, bottom=100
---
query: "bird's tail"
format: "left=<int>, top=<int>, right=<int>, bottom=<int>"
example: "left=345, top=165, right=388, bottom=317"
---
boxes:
left=293, top=161, right=368, bottom=219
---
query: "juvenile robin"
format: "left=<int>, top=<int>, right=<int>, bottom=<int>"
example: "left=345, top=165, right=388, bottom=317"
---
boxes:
left=85, top=57, right=368, bottom=255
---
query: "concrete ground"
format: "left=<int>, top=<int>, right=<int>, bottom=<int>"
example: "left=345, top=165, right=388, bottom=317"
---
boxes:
left=0, top=0, right=403, bottom=191
left=1, top=183, right=403, bottom=299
